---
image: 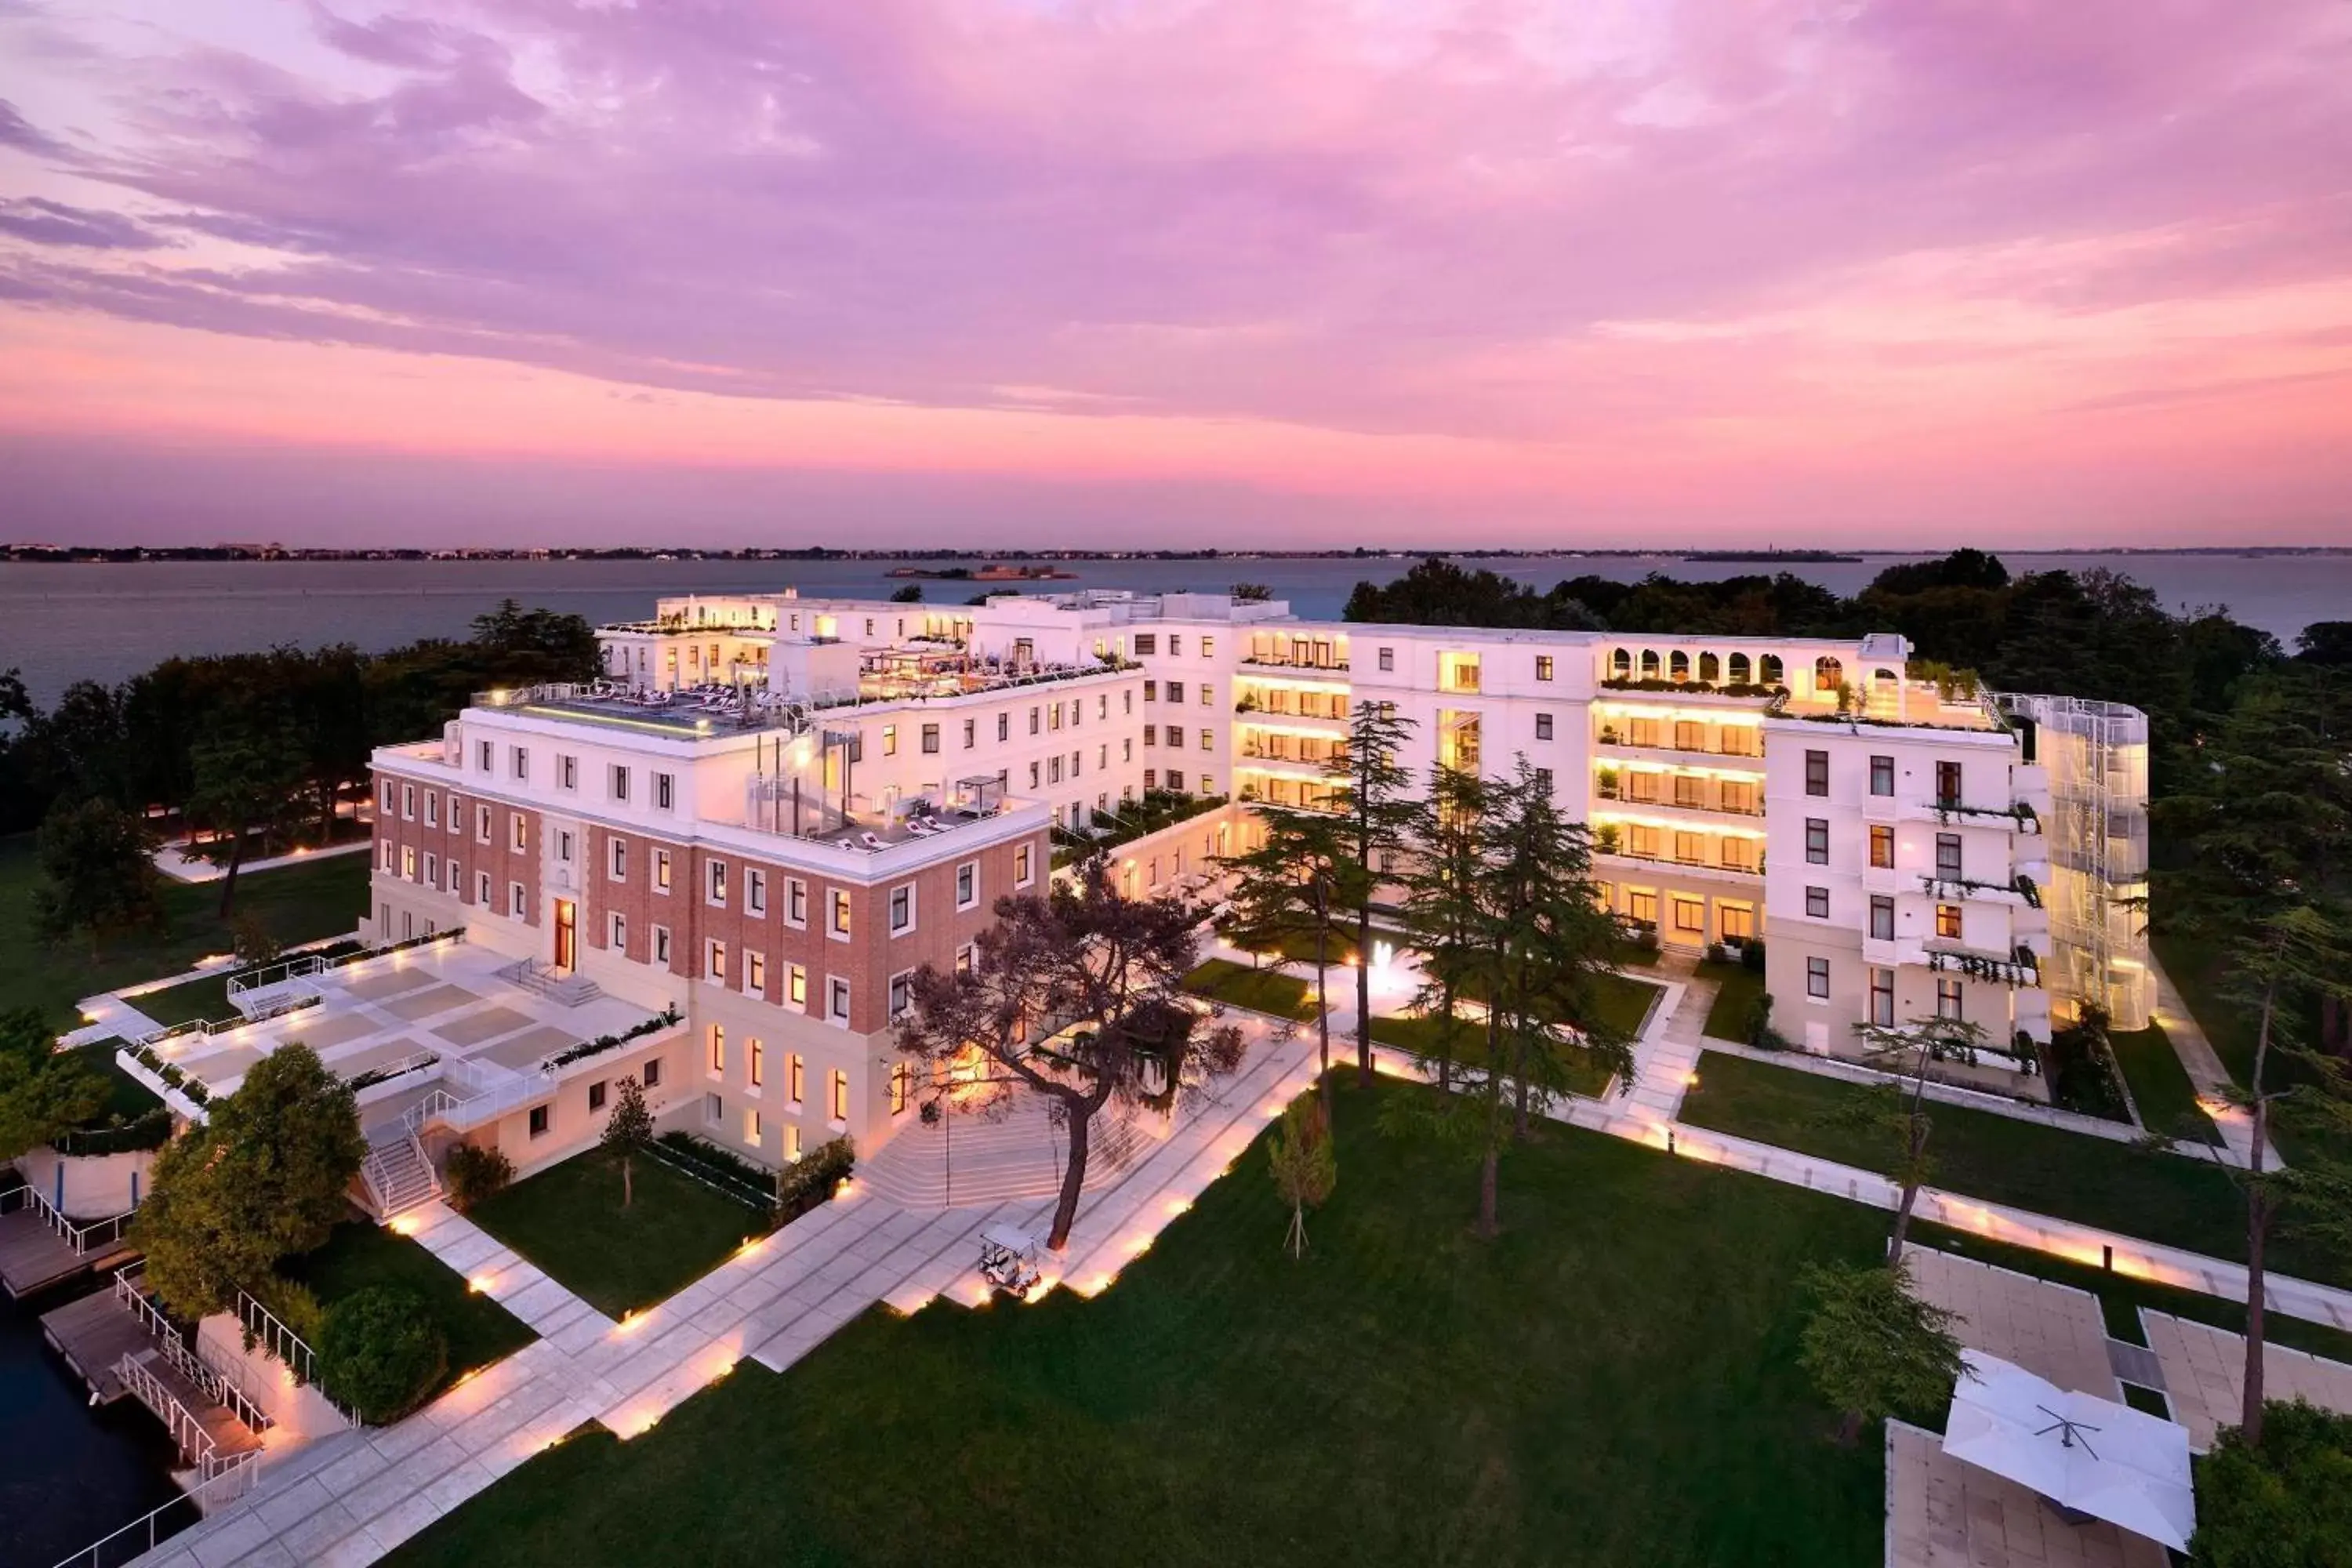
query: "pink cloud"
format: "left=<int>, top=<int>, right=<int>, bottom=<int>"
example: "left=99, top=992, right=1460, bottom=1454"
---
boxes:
left=0, top=0, right=2347, bottom=543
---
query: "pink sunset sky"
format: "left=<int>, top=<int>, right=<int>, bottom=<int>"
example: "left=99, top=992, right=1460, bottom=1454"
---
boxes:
left=1, top=0, right=2348, bottom=549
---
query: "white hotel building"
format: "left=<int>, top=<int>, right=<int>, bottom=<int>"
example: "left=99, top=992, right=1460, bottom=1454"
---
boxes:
left=363, top=586, right=2151, bottom=1176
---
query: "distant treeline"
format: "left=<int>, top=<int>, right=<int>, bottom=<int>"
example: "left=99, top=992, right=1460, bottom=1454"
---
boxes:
left=0, top=601, right=600, bottom=838
left=1345, top=550, right=2352, bottom=797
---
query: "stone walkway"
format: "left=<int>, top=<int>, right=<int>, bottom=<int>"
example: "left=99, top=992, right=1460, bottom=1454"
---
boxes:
left=2148, top=954, right=2276, bottom=1170
left=1885, top=1420, right=2166, bottom=1568
left=2141, top=1309, right=2352, bottom=1450
left=1907, top=1249, right=2120, bottom=1399
left=130, top=1022, right=1319, bottom=1568
left=153, top=837, right=373, bottom=884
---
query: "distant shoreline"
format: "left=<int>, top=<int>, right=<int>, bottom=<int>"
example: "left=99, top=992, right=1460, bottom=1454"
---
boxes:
left=8, top=545, right=2349, bottom=565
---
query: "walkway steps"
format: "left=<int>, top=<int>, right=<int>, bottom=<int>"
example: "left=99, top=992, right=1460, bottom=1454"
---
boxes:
left=41, top=1283, right=155, bottom=1403
left=0, top=1207, right=139, bottom=1298
left=857, top=1093, right=1152, bottom=1207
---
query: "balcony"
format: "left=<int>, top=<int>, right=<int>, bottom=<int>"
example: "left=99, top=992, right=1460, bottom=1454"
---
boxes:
left=1918, top=873, right=2038, bottom=907
left=1593, top=734, right=1766, bottom=773
left=1239, top=655, right=1350, bottom=673
left=1592, top=849, right=1762, bottom=887
left=1925, top=942, right=2042, bottom=989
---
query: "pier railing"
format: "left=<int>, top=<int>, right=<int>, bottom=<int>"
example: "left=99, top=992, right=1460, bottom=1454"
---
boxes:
left=114, top=1271, right=274, bottom=1437
left=45, top=1446, right=260, bottom=1568
left=0, top=1180, right=132, bottom=1257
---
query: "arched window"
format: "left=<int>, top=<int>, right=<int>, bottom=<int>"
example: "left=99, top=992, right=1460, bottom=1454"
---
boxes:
left=1699, top=652, right=1720, bottom=683
left=1759, top=654, right=1784, bottom=685
left=1875, top=667, right=1899, bottom=686
left=1669, top=651, right=1690, bottom=682
left=1814, top=655, right=1844, bottom=691
left=1727, top=652, right=1751, bottom=684
left=1639, top=649, right=1661, bottom=680
left=1611, top=647, right=1632, bottom=679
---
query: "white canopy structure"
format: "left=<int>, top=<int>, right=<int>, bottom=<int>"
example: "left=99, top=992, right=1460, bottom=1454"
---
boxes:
left=1942, top=1350, right=2195, bottom=1552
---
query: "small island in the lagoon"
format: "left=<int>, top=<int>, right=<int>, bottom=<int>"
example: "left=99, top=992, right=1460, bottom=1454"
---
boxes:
left=1682, top=548, right=1864, bottom=563
left=885, top=563, right=1078, bottom=581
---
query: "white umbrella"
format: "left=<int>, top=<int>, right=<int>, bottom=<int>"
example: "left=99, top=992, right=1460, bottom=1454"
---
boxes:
left=1941, top=1350, right=2195, bottom=1552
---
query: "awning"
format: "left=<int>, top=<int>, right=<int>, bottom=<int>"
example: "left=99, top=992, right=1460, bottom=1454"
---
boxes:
left=1942, top=1349, right=2195, bottom=1551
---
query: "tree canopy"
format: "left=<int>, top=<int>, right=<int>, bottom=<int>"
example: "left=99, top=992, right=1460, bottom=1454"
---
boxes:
left=0, top=1009, right=107, bottom=1160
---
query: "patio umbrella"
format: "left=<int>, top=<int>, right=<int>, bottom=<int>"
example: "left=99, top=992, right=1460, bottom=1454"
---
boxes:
left=1941, top=1350, right=2195, bottom=1552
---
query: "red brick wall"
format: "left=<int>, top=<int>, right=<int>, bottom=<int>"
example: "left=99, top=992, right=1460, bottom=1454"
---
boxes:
left=372, top=773, right=538, bottom=925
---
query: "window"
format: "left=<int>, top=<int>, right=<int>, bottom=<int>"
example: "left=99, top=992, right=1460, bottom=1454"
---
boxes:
left=1935, top=833, right=1963, bottom=880
left=1201, top=637, right=1215, bottom=659
left=787, top=1053, right=805, bottom=1106
left=644, top=1058, right=662, bottom=1089
left=477, top=804, right=493, bottom=843
left=786, top=877, right=808, bottom=927
left=956, top=942, right=975, bottom=974
left=476, top=870, right=492, bottom=906
left=1805, top=818, right=1830, bottom=864
left=423, top=851, right=437, bottom=886
left=401, top=845, right=417, bottom=881
left=1535, top=655, right=1555, bottom=682
left=920, top=723, right=939, bottom=755
left=655, top=849, right=673, bottom=891
left=1674, top=775, right=1701, bottom=809
left=1936, top=902, right=1964, bottom=940
left=888, top=970, right=913, bottom=1019
left=1672, top=896, right=1704, bottom=935
left=1870, top=755, right=1895, bottom=797
left=556, top=829, right=573, bottom=864
left=829, top=888, right=852, bottom=938
left=956, top=861, right=978, bottom=910
left=1806, top=885, right=1831, bottom=920
left=511, top=746, right=529, bottom=782
left=1936, top=977, right=1964, bottom=1020
left=1720, top=837, right=1757, bottom=873
left=610, top=764, right=630, bottom=803
left=745, top=1108, right=764, bottom=1148
left=889, top=884, right=914, bottom=935
left=746, top=868, right=766, bottom=916
left=708, top=1024, right=725, bottom=1074
left=829, top=1069, right=849, bottom=1122
left=510, top=812, right=528, bottom=852
left=1869, top=895, right=1895, bottom=940
left=1014, top=843, right=1034, bottom=887
left=1535, top=713, right=1554, bottom=741
left=706, top=940, right=726, bottom=984
left=380, top=779, right=395, bottom=815
left=1936, top=760, right=1962, bottom=808
left=749, top=1038, right=764, bottom=1090
left=589, top=1080, right=607, bottom=1112
left=1719, top=903, right=1755, bottom=941
left=1167, top=681, right=1185, bottom=704
left=1627, top=889, right=1659, bottom=925
left=379, top=839, right=395, bottom=873
left=704, top=1093, right=723, bottom=1128
left=1804, top=749, right=1829, bottom=797
left=1869, top=824, right=1894, bottom=869
left=529, top=1105, right=549, bottom=1138
left=560, top=754, right=577, bottom=791
left=608, top=911, right=626, bottom=952
left=1029, top=707, right=1040, bottom=735
left=891, top=1062, right=912, bottom=1116
left=785, top=1124, right=802, bottom=1162
left=786, top=964, right=807, bottom=1010
left=1806, top=956, right=1831, bottom=1000
left=1201, top=730, right=1214, bottom=752
left=477, top=739, right=494, bottom=772
left=1869, top=967, right=1895, bottom=1026
left=1533, top=767, right=1553, bottom=797
left=655, top=772, right=675, bottom=811
left=608, top=836, right=628, bottom=880
left=997, top=713, right=1010, bottom=742
left=652, top=924, right=671, bottom=965
left=964, top=718, right=976, bottom=749
left=1133, top=633, right=1156, bottom=656
left=746, top=950, right=766, bottom=994
left=510, top=881, right=527, bottom=917
left=827, top=976, right=851, bottom=1025
left=400, top=783, right=415, bottom=820
left=1377, top=647, right=1394, bottom=673
left=706, top=858, right=728, bottom=906
left=882, top=724, right=898, bottom=757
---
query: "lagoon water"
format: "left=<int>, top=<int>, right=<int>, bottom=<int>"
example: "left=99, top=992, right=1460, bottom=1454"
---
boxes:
left=3, top=551, right=2349, bottom=708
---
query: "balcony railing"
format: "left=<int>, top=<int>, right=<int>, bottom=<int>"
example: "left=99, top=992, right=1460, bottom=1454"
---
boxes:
left=1925, top=942, right=2042, bottom=988
left=1240, top=655, right=1349, bottom=673
left=1595, top=728, right=1764, bottom=761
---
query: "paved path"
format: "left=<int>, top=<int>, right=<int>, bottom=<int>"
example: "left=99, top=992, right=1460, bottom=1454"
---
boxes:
left=2141, top=1308, right=2352, bottom=1451
left=153, top=838, right=373, bottom=884
left=2148, top=953, right=2277, bottom=1169
left=131, top=1023, right=1319, bottom=1568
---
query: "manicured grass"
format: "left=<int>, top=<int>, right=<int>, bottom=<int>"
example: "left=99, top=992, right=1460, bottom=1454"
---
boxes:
left=1231, top=925, right=1362, bottom=967
left=1454, top=968, right=1663, bottom=1041
left=390, top=1075, right=1893, bottom=1568
left=1699, top=960, right=1764, bottom=1044
left=465, top=1148, right=768, bottom=1317
left=1679, top=1051, right=2347, bottom=1288
left=2108, top=1022, right=2217, bottom=1147
left=1368, top=1013, right=1618, bottom=1098
left=1182, top=957, right=1319, bottom=1021
left=129, top=938, right=367, bottom=1028
left=278, top=1220, right=536, bottom=1397
left=0, top=833, right=368, bottom=1032
left=2149, top=921, right=2349, bottom=1168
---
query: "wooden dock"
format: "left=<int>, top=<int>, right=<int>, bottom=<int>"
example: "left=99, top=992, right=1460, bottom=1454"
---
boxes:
left=0, top=1205, right=138, bottom=1298
left=40, top=1283, right=157, bottom=1404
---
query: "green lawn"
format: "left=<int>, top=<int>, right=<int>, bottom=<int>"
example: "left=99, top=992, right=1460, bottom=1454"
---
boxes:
left=2108, top=1022, right=2217, bottom=1147
left=0, top=833, right=368, bottom=1032
left=1183, top=958, right=1319, bottom=1022
left=1368, top=1013, right=1618, bottom=1098
left=278, top=1219, right=536, bottom=1398
left=465, top=1148, right=768, bottom=1317
left=2148, top=922, right=2348, bottom=1168
left=1453, top=968, right=1663, bottom=1041
left=129, top=938, right=367, bottom=1028
left=1231, top=925, right=1363, bottom=967
left=391, top=1075, right=1893, bottom=1568
left=1679, top=1051, right=2348, bottom=1288
left=1699, top=960, right=1764, bottom=1044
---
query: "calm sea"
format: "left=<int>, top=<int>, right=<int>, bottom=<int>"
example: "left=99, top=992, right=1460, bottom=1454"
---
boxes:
left=2, top=552, right=2348, bottom=709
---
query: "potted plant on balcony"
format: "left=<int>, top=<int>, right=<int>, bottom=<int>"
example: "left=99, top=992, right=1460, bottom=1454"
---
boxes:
left=1596, top=766, right=1621, bottom=800
left=1594, top=822, right=1621, bottom=856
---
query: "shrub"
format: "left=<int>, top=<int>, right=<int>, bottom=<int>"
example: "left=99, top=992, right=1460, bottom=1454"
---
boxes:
left=1741, top=938, right=1767, bottom=974
left=316, top=1286, right=448, bottom=1424
left=777, top=1136, right=856, bottom=1221
left=441, top=1144, right=514, bottom=1211
left=1743, top=992, right=1792, bottom=1051
left=2042, top=1004, right=2126, bottom=1121
left=1704, top=942, right=1728, bottom=967
left=2191, top=1399, right=2352, bottom=1566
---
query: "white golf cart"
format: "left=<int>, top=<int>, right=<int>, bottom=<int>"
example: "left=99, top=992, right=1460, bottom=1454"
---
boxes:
left=978, top=1223, right=1044, bottom=1298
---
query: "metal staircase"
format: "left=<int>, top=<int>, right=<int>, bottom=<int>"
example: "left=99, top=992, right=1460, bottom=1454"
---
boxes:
left=498, top=956, right=604, bottom=1007
left=360, top=1126, right=441, bottom=1220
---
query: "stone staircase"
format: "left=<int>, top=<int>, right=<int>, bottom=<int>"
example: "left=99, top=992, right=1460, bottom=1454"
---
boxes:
left=859, top=1091, right=1157, bottom=1208
left=498, top=957, right=604, bottom=1007
left=359, top=1126, right=441, bottom=1220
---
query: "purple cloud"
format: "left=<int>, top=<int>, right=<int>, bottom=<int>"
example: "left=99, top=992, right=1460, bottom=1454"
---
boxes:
left=0, top=96, right=61, bottom=154
left=0, top=197, right=173, bottom=249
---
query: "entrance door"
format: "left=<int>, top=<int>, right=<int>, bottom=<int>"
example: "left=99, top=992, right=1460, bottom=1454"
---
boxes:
left=554, top=898, right=577, bottom=971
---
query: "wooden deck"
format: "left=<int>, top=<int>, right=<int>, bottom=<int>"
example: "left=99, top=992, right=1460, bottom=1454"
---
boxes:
left=0, top=1206, right=138, bottom=1298
left=39, top=1283, right=155, bottom=1404
left=125, top=1346, right=265, bottom=1466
